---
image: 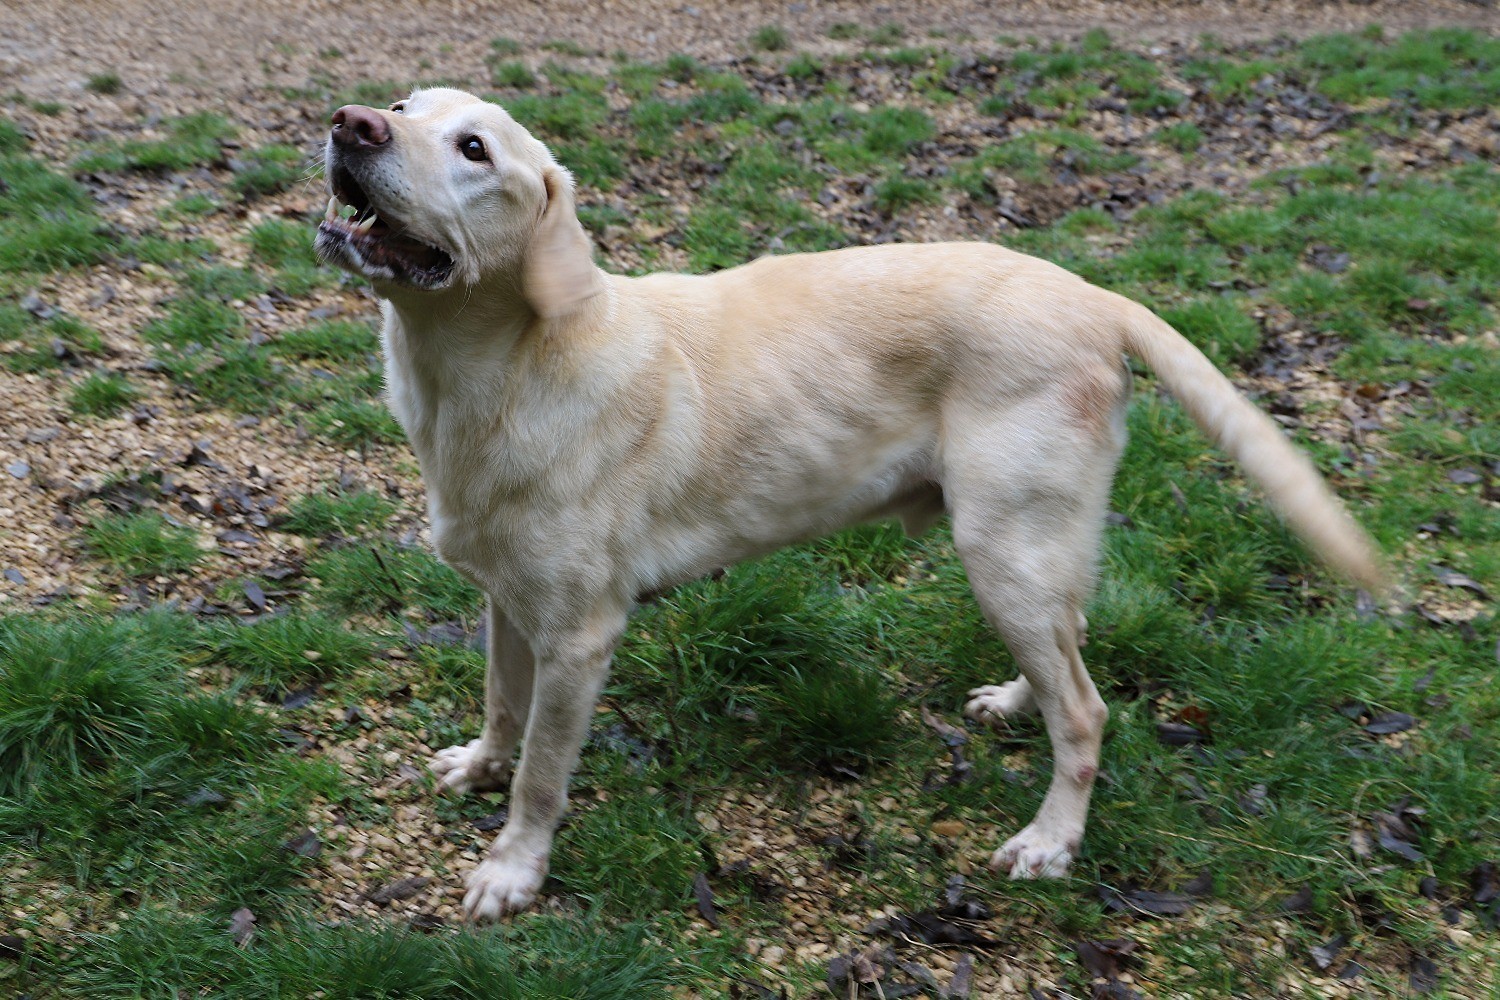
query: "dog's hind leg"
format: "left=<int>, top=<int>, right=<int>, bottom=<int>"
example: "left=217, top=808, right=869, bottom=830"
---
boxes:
left=430, top=599, right=533, bottom=793
left=954, top=505, right=1109, bottom=879
left=965, top=609, right=1087, bottom=722
left=943, top=384, right=1122, bottom=878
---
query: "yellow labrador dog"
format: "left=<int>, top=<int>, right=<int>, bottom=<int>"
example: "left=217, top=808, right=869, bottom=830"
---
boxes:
left=315, top=87, right=1384, bottom=920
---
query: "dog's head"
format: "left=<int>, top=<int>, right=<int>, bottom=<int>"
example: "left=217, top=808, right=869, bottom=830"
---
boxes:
left=316, top=87, right=601, bottom=317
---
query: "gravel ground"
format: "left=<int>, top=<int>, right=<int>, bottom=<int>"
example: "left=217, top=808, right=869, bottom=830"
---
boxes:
left=5, top=0, right=1498, bottom=104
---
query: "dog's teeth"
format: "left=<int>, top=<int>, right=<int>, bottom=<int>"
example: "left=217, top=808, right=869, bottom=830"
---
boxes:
left=353, top=214, right=377, bottom=234
left=324, top=196, right=338, bottom=222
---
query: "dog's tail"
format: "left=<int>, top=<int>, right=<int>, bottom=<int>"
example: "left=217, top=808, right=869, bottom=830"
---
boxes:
left=1118, top=297, right=1387, bottom=594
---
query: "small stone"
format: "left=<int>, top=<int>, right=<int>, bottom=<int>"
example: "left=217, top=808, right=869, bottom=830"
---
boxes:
left=932, top=820, right=966, bottom=837
left=759, top=945, right=785, bottom=967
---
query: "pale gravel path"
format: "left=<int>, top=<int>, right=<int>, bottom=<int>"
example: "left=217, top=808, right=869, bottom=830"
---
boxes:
left=3, top=0, right=1496, bottom=105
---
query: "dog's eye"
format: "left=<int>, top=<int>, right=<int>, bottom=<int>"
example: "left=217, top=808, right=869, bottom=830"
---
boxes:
left=459, top=136, right=488, bottom=162
left=390, top=102, right=407, bottom=114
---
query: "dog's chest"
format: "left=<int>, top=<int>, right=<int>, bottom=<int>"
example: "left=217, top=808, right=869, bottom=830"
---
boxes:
left=388, top=352, right=632, bottom=602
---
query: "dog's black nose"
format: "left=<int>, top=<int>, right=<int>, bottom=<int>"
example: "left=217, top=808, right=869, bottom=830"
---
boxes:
left=331, top=105, right=390, bottom=148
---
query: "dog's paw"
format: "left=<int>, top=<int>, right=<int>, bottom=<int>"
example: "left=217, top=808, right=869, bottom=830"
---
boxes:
left=462, top=851, right=547, bottom=921
left=990, top=823, right=1077, bottom=879
left=964, top=680, right=1036, bottom=724
left=429, top=739, right=512, bottom=795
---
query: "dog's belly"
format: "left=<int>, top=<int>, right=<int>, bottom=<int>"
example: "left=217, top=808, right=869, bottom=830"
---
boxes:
left=625, top=434, right=942, bottom=596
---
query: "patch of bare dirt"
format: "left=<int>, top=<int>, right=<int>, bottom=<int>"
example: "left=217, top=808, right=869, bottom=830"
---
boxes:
left=4, top=0, right=1498, bottom=110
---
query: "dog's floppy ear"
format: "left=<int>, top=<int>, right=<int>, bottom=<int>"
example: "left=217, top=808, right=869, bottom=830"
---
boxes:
left=521, top=165, right=605, bottom=321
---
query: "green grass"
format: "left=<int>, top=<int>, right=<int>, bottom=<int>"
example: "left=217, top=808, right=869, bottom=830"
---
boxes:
left=229, top=143, right=309, bottom=198
left=68, top=370, right=139, bottom=418
left=205, top=611, right=379, bottom=693
left=541, top=39, right=591, bottom=57
left=783, top=52, right=822, bottom=80
left=872, top=172, right=942, bottom=213
left=162, top=191, right=220, bottom=217
left=180, top=264, right=267, bottom=302
left=157, top=342, right=284, bottom=412
left=272, top=318, right=377, bottom=363
left=615, top=552, right=911, bottom=772
left=0, top=612, right=343, bottom=933
left=1296, top=27, right=1500, bottom=108
left=247, top=218, right=332, bottom=295
left=4, top=312, right=106, bottom=372
left=142, top=296, right=245, bottom=348
left=137, top=286, right=296, bottom=411
left=491, top=60, right=537, bottom=88
left=85, top=70, right=122, bottom=94
left=52, top=909, right=687, bottom=998
left=0, top=135, right=111, bottom=272
left=750, top=24, right=789, bottom=52
left=76, top=112, right=236, bottom=173
left=1156, top=120, right=1204, bottom=153
left=0, top=300, right=28, bottom=340
left=308, top=542, right=480, bottom=620
left=279, top=486, right=397, bottom=537
left=308, top=396, right=407, bottom=448
left=81, top=511, right=205, bottom=576
left=502, top=90, right=610, bottom=143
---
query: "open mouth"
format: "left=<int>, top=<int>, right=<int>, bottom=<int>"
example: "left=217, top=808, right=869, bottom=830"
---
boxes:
left=315, top=166, right=455, bottom=289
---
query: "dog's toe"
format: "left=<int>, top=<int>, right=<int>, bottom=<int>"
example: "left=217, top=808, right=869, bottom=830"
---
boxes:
left=463, top=853, right=546, bottom=921
left=991, top=823, right=1076, bottom=879
left=428, top=739, right=512, bottom=795
left=963, top=680, right=1036, bottom=725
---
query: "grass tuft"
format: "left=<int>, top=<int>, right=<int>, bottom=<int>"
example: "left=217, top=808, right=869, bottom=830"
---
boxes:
left=272, top=319, right=378, bottom=363
left=85, top=70, right=123, bottom=94
left=68, top=371, right=139, bottom=418
left=205, top=611, right=378, bottom=692
left=280, top=486, right=397, bottom=538
left=491, top=60, right=537, bottom=88
left=229, top=143, right=310, bottom=199
left=750, top=24, right=790, bottom=52
left=77, top=112, right=236, bottom=173
left=309, top=542, right=480, bottom=620
left=81, top=511, right=205, bottom=576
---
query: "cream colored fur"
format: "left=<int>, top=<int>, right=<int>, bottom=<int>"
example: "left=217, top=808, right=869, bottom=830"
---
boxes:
left=317, top=87, right=1385, bottom=920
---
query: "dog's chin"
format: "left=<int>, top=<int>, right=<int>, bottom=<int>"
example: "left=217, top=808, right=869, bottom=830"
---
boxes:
left=315, top=219, right=457, bottom=291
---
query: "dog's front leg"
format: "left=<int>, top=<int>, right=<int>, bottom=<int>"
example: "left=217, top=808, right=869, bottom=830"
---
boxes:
left=430, top=598, right=533, bottom=793
left=462, top=608, right=625, bottom=920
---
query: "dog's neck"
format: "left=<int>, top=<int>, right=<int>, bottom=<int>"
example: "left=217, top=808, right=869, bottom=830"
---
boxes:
left=380, top=275, right=612, bottom=383
left=378, top=275, right=670, bottom=519
left=378, top=274, right=636, bottom=440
